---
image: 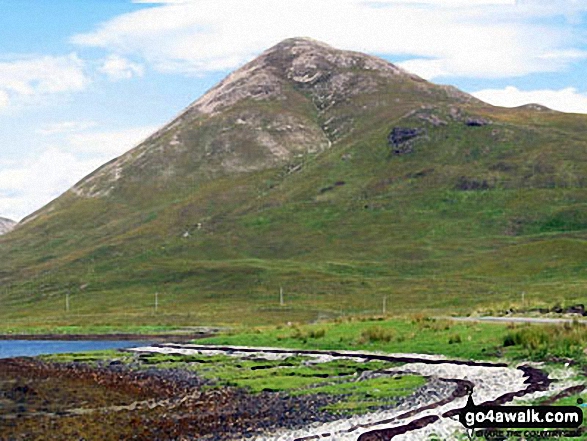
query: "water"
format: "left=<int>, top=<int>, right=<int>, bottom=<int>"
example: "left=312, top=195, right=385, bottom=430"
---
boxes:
left=0, top=340, right=148, bottom=359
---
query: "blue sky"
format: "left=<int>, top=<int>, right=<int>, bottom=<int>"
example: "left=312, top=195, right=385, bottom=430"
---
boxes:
left=0, top=0, right=586, bottom=221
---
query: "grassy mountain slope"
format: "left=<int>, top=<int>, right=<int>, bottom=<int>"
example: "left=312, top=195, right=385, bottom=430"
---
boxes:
left=2, top=38, right=587, bottom=328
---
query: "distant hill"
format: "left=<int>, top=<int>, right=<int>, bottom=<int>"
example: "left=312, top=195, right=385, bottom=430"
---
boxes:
left=0, top=217, right=15, bottom=235
left=2, top=38, right=587, bottom=327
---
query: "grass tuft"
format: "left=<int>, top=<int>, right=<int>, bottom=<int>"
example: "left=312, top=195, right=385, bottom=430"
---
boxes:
left=503, top=320, right=587, bottom=360
left=358, top=326, right=396, bottom=343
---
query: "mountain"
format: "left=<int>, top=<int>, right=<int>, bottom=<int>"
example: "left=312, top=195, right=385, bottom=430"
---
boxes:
left=24, top=38, right=451, bottom=210
left=2, top=37, right=587, bottom=327
left=0, top=217, right=15, bottom=235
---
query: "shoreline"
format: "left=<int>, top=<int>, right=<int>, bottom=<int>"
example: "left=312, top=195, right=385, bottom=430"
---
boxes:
left=0, top=332, right=213, bottom=342
left=0, top=355, right=344, bottom=440
left=2, top=343, right=570, bottom=441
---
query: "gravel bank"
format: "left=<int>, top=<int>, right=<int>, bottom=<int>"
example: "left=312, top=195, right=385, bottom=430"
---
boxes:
left=131, top=344, right=577, bottom=440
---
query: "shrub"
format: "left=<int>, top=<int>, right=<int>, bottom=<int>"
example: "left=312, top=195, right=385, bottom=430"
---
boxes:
left=503, top=333, right=517, bottom=347
left=290, top=326, right=306, bottom=341
left=410, top=315, right=451, bottom=331
left=290, top=326, right=325, bottom=341
left=429, top=319, right=452, bottom=332
left=448, top=333, right=462, bottom=344
left=502, top=322, right=587, bottom=360
left=308, top=328, right=326, bottom=339
left=359, top=326, right=395, bottom=343
left=410, top=313, right=431, bottom=325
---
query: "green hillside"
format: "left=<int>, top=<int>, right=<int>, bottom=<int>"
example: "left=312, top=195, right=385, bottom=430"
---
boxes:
left=2, top=38, right=587, bottom=330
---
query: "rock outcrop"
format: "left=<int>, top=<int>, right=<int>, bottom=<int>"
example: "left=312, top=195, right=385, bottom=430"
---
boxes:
left=0, top=217, right=16, bottom=235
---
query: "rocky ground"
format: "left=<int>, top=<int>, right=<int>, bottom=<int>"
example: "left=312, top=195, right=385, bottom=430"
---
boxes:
left=130, top=344, right=583, bottom=441
left=0, top=345, right=583, bottom=440
left=0, top=357, right=340, bottom=440
left=0, top=217, right=15, bottom=236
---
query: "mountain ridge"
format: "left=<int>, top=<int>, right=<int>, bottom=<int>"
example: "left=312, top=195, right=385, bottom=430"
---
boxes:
left=2, top=38, right=587, bottom=327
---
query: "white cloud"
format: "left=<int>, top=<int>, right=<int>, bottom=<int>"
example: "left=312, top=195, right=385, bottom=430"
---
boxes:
left=0, top=124, right=159, bottom=221
left=132, top=0, right=516, bottom=5
left=0, top=90, right=9, bottom=108
left=396, top=44, right=581, bottom=80
left=0, top=148, right=104, bottom=221
left=65, top=125, right=159, bottom=156
left=37, top=121, right=98, bottom=136
left=472, top=86, right=587, bottom=114
left=0, top=54, right=88, bottom=95
left=0, top=54, right=89, bottom=108
left=99, top=54, right=144, bottom=81
left=397, top=59, right=449, bottom=81
left=71, top=0, right=586, bottom=79
left=537, top=49, right=587, bottom=61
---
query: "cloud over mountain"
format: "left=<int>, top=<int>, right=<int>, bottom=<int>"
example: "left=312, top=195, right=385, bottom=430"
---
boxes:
left=72, top=0, right=587, bottom=79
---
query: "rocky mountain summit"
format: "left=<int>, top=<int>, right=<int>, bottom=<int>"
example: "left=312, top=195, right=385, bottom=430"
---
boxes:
left=0, top=217, right=15, bottom=235
left=66, top=37, right=470, bottom=201
left=186, top=37, right=421, bottom=117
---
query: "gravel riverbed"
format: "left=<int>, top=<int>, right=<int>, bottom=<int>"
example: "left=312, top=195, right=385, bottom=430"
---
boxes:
left=0, top=344, right=581, bottom=440
left=131, top=344, right=582, bottom=440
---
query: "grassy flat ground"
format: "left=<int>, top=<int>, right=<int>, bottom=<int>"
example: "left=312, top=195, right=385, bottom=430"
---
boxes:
left=197, top=316, right=587, bottom=364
